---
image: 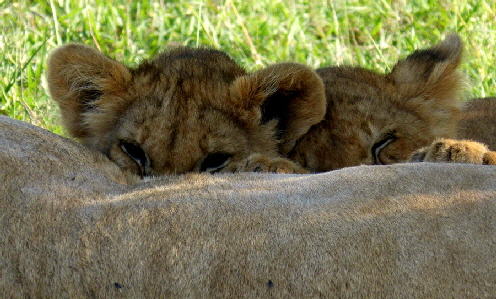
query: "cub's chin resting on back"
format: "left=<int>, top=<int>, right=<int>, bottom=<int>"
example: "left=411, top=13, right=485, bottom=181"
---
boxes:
left=47, top=34, right=496, bottom=177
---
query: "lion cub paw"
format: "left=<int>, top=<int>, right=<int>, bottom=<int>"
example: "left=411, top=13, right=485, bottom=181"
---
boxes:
left=409, top=138, right=496, bottom=165
left=242, top=154, right=309, bottom=174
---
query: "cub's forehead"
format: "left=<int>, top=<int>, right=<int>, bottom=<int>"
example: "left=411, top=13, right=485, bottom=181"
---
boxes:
left=119, top=77, right=240, bottom=140
left=129, top=47, right=247, bottom=106
left=135, top=47, right=246, bottom=81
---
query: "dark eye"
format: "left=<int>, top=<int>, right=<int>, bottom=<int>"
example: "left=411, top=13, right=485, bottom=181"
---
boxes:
left=120, top=141, right=150, bottom=173
left=200, top=152, right=232, bottom=173
left=371, top=132, right=397, bottom=165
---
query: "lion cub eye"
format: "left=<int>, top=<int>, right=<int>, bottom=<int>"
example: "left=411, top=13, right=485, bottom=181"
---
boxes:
left=371, top=132, right=397, bottom=165
left=120, top=141, right=150, bottom=173
left=200, top=152, right=232, bottom=173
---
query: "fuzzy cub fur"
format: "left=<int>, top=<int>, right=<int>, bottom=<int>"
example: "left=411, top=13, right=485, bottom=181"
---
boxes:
left=48, top=34, right=496, bottom=176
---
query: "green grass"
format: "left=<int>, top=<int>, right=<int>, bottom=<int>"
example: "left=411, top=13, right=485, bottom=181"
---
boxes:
left=2, top=0, right=495, bottom=134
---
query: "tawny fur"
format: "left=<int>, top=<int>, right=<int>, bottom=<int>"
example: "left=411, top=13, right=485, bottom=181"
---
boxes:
left=458, top=97, right=496, bottom=150
left=47, top=34, right=496, bottom=176
left=2, top=116, right=496, bottom=298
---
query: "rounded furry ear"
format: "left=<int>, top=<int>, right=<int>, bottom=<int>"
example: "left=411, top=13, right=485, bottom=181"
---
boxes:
left=47, top=44, right=132, bottom=140
left=388, top=34, right=464, bottom=138
left=389, top=34, right=463, bottom=100
left=230, top=63, right=326, bottom=155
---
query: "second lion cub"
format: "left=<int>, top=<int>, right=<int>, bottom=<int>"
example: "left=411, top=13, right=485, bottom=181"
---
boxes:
left=48, top=34, right=495, bottom=176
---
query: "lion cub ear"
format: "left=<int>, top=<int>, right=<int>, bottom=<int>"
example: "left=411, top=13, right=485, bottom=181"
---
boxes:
left=389, top=34, right=463, bottom=103
left=230, top=63, right=326, bottom=155
left=47, top=44, right=132, bottom=140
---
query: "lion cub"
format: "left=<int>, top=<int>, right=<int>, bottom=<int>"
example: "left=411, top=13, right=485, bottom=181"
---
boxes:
left=48, top=34, right=495, bottom=176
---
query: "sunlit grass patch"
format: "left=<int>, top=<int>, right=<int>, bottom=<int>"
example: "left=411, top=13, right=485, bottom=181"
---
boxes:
left=1, top=0, right=495, bottom=133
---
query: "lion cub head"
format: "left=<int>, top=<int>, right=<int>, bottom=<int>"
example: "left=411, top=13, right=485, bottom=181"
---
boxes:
left=289, top=34, right=464, bottom=171
left=48, top=45, right=325, bottom=176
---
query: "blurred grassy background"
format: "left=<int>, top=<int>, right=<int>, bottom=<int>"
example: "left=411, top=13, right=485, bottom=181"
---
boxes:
left=1, top=0, right=495, bottom=134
